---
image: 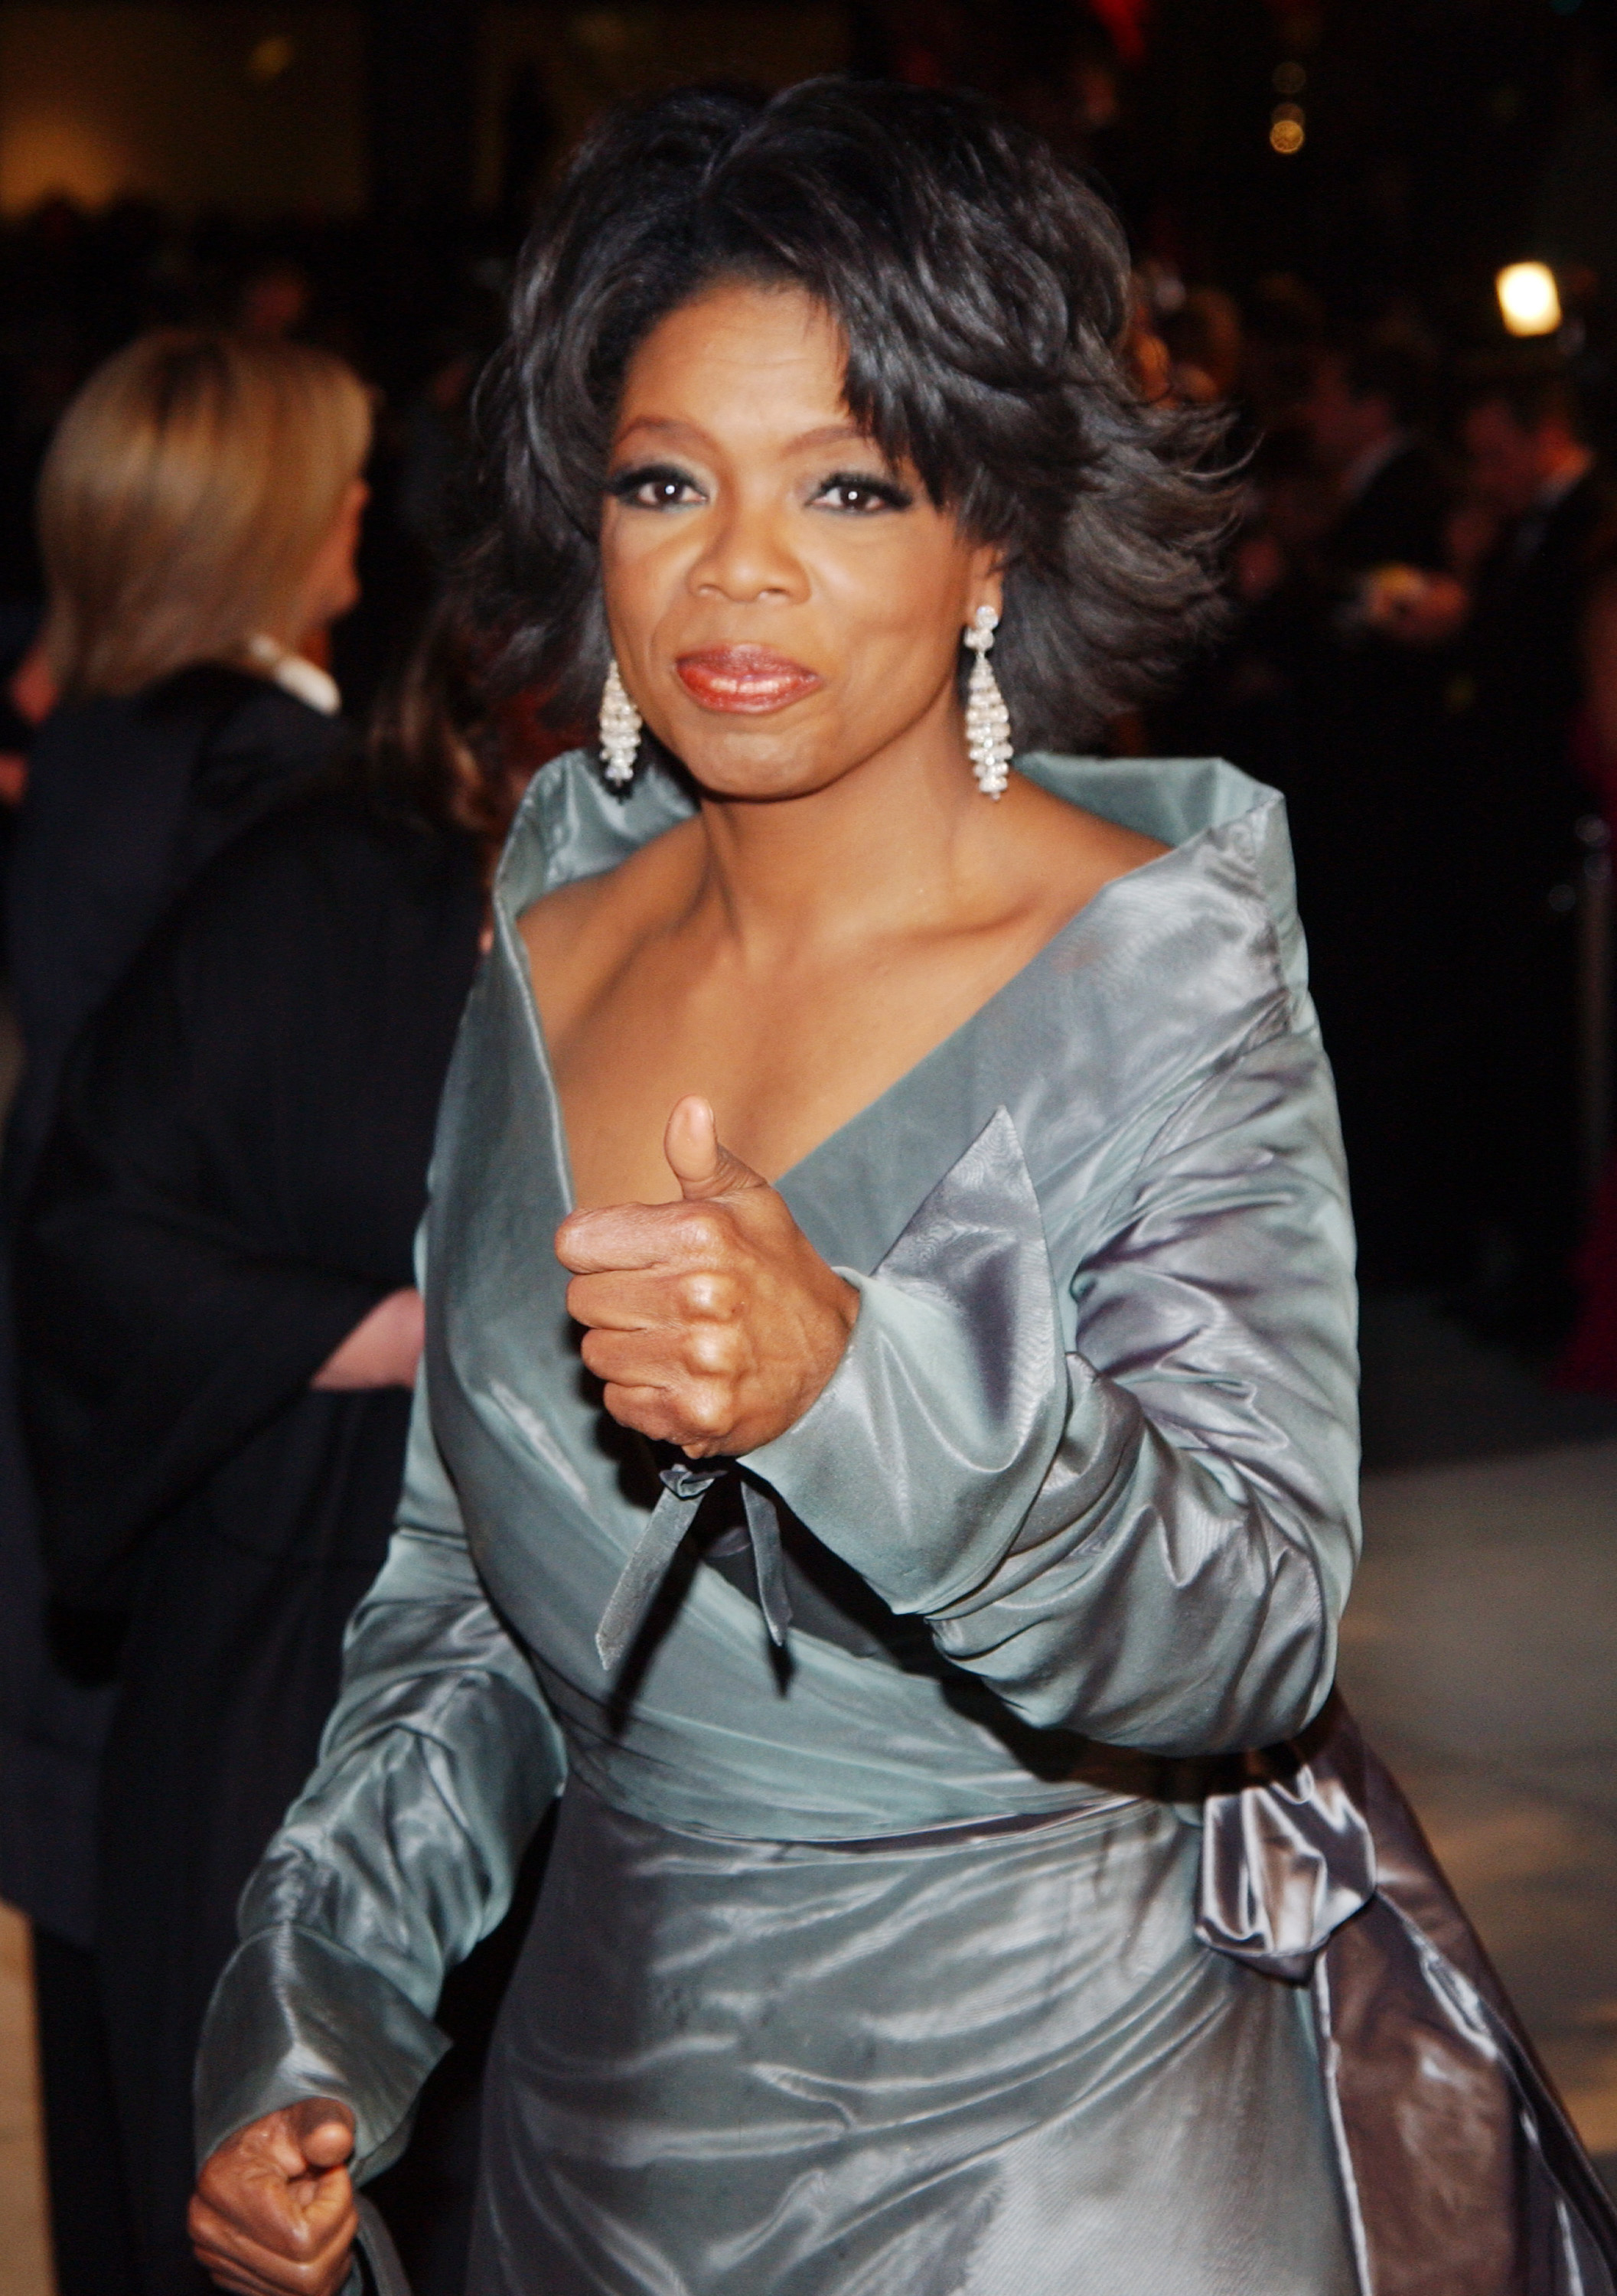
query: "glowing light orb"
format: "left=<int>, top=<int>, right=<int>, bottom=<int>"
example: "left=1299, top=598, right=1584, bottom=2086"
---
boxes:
left=1496, top=263, right=1562, bottom=338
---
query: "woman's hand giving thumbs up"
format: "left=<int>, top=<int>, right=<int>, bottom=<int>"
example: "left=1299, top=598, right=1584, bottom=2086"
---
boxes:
left=554, top=1094, right=859, bottom=1458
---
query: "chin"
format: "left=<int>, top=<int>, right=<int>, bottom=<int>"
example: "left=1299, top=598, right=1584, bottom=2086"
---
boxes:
left=660, top=717, right=846, bottom=803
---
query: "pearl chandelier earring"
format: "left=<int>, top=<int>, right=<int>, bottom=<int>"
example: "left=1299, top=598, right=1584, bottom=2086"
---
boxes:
left=963, top=605, right=1012, bottom=799
left=599, top=657, right=642, bottom=789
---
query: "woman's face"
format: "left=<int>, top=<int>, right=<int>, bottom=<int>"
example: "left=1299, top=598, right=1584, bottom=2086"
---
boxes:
left=601, top=280, right=1000, bottom=800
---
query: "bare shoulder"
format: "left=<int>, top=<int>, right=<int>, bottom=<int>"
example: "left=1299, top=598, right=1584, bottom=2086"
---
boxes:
left=518, top=816, right=703, bottom=1035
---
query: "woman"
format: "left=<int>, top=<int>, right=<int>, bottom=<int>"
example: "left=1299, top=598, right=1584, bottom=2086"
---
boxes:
left=191, top=85, right=1617, bottom=2296
left=0, top=328, right=370, bottom=2296
left=17, top=605, right=542, bottom=2296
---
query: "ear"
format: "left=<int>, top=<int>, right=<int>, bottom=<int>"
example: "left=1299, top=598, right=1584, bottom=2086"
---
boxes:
left=968, top=547, right=1006, bottom=624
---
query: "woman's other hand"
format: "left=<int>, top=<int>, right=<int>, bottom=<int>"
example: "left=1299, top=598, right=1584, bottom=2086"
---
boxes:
left=189, top=2099, right=357, bottom=2295
left=311, top=1287, right=424, bottom=1391
left=556, top=1096, right=858, bottom=1456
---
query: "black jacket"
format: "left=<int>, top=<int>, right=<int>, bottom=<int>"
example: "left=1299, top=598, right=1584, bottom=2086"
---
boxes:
left=17, top=789, right=483, bottom=2287
left=0, top=665, right=341, bottom=1945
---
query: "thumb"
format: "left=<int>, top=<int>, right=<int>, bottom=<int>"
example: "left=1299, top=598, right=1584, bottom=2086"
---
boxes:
left=285, top=2099, right=356, bottom=2173
left=663, top=1095, right=768, bottom=1201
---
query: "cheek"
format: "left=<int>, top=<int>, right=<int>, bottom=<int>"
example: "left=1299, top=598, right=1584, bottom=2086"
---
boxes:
left=815, top=534, right=971, bottom=693
left=599, top=519, right=676, bottom=660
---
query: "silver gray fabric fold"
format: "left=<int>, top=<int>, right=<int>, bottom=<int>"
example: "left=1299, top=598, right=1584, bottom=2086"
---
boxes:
left=1195, top=1701, right=1377, bottom=1981
left=1192, top=1695, right=1617, bottom=2294
left=595, top=1461, right=792, bottom=1672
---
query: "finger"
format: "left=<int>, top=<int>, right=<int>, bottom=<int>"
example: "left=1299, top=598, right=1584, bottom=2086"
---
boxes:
left=189, top=2236, right=318, bottom=2296
left=287, top=2105, right=355, bottom=2171
left=557, top=1198, right=745, bottom=1278
left=556, top=1205, right=680, bottom=1276
left=190, top=2252, right=285, bottom=2296
left=600, top=1378, right=732, bottom=1450
left=194, top=2197, right=356, bottom=2282
left=189, top=2221, right=284, bottom=2296
left=579, top=1326, right=667, bottom=1386
left=565, top=1270, right=665, bottom=1331
left=663, top=1095, right=768, bottom=1201
left=204, top=2151, right=354, bottom=2258
left=190, top=2190, right=355, bottom=2296
left=191, top=2246, right=347, bottom=2296
left=197, top=2143, right=332, bottom=2234
left=566, top=1267, right=739, bottom=1332
left=582, top=1314, right=742, bottom=1384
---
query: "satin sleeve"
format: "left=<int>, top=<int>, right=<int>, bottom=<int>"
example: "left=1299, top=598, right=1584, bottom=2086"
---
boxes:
left=193, top=1354, right=567, bottom=2177
left=745, top=1026, right=1359, bottom=1755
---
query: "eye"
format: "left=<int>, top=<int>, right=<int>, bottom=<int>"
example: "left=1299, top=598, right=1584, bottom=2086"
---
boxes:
left=811, top=470, right=914, bottom=516
left=607, top=463, right=706, bottom=510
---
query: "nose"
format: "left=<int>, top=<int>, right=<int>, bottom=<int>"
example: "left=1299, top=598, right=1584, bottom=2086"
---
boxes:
left=689, top=494, right=806, bottom=607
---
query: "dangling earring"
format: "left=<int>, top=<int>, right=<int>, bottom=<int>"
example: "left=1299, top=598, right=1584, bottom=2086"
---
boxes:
left=963, top=605, right=1012, bottom=800
left=599, top=657, right=641, bottom=790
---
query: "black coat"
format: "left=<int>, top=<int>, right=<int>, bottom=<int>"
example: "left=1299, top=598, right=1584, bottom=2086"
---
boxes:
left=0, top=667, right=342, bottom=1945
left=1457, top=465, right=1608, bottom=883
left=17, top=790, right=484, bottom=2290
left=1284, top=442, right=1459, bottom=1283
left=1447, top=465, right=1612, bottom=1306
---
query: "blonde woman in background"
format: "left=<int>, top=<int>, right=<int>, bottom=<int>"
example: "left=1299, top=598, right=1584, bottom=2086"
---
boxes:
left=0, top=330, right=370, bottom=2296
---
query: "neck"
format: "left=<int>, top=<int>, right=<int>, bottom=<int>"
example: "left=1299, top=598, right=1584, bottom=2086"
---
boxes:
left=685, top=692, right=995, bottom=964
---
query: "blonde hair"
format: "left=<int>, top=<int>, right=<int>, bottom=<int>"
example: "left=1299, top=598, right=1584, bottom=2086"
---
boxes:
left=38, top=331, right=372, bottom=700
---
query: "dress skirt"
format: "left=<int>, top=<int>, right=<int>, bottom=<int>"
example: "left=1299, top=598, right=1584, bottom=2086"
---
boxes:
left=468, top=1779, right=1358, bottom=2296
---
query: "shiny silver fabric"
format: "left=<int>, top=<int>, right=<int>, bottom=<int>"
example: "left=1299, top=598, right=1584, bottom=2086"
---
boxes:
left=1201, top=1698, right=1617, bottom=2292
left=469, top=1779, right=1355, bottom=2296
left=197, top=752, right=1617, bottom=2291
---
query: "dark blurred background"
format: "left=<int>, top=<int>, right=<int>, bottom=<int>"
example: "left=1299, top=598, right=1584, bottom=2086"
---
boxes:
left=8, top=0, right=1617, bottom=1378
left=4, top=7, right=1617, bottom=1396
left=2, top=2, right=1615, bottom=679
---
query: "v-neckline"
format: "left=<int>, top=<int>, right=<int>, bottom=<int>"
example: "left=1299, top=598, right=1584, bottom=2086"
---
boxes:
left=495, top=813, right=1199, bottom=1220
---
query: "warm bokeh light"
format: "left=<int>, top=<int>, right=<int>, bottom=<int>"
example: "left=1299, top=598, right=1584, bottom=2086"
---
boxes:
left=0, top=107, right=133, bottom=212
left=246, top=36, right=296, bottom=85
left=1496, top=262, right=1562, bottom=338
left=1270, top=104, right=1305, bottom=155
left=0, top=8, right=366, bottom=219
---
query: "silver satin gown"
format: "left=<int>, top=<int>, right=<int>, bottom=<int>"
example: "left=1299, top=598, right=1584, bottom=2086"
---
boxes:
left=197, top=752, right=1617, bottom=2295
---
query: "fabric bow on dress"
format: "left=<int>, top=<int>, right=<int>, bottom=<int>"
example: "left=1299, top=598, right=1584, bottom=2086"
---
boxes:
left=596, top=1460, right=791, bottom=1673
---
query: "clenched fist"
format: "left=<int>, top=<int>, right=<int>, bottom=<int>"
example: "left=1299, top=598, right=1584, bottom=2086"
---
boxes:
left=555, top=1096, right=858, bottom=1457
left=190, top=2099, right=357, bottom=2296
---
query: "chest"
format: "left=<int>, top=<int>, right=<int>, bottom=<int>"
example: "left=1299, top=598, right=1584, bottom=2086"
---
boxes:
left=544, top=925, right=1045, bottom=1211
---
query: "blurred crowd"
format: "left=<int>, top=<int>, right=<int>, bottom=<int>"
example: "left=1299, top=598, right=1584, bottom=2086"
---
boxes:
left=0, top=36, right=1615, bottom=2296
left=0, top=199, right=520, bottom=736
left=4, top=171, right=1616, bottom=1352
left=1130, top=281, right=1617, bottom=1365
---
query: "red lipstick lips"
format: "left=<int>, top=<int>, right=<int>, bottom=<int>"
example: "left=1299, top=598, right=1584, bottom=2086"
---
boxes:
left=674, top=645, right=822, bottom=714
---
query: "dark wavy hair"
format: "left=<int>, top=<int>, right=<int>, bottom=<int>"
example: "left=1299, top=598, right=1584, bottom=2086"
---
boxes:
left=471, top=77, right=1232, bottom=754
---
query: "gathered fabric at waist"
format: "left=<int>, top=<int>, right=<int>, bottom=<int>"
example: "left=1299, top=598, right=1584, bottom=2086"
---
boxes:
left=530, top=1548, right=1256, bottom=1848
left=467, top=1771, right=1355, bottom=2296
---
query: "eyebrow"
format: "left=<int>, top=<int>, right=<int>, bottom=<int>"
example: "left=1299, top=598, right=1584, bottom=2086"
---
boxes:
left=611, top=416, right=879, bottom=456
